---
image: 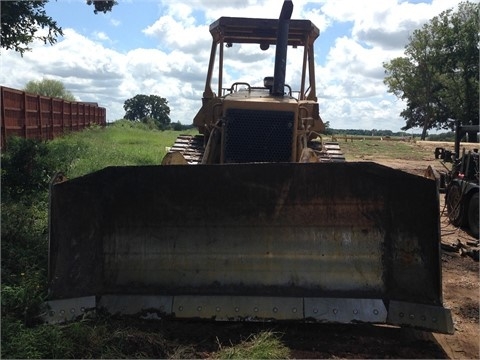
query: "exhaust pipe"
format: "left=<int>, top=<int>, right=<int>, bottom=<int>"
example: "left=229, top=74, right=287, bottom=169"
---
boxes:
left=272, top=0, right=293, bottom=96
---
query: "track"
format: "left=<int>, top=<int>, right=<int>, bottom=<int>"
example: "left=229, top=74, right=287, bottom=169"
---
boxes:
left=168, top=134, right=205, bottom=164
left=168, top=135, right=346, bottom=163
left=307, top=140, right=346, bottom=162
left=321, top=141, right=346, bottom=162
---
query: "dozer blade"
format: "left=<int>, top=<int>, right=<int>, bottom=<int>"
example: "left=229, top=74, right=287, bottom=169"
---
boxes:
left=47, top=162, right=453, bottom=333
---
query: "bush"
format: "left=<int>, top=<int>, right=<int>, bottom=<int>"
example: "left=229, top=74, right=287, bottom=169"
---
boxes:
left=427, top=132, right=455, bottom=141
left=1, top=200, right=48, bottom=276
left=1, top=318, right=73, bottom=359
left=111, top=118, right=159, bottom=131
left=1, top=138, right=51, bottom=202
left=1, top=137, right=84, bottom=327
left=1, top=137, right=83, bottom=202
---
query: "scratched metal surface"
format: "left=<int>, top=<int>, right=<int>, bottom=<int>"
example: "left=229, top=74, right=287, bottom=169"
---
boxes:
left=49, top=162, right=441, bottom=306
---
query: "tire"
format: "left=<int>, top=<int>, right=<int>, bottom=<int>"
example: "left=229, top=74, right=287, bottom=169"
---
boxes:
left=467, top=192, right=479, bottom=239
left=446, top=183, right=465, bottom=227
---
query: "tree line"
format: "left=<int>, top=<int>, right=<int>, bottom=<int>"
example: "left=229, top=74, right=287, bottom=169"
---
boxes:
left=327, top=129, right=416, bottom=138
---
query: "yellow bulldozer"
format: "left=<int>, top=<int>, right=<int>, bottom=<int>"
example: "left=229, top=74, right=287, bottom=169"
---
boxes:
left=46, top=0, right=453, bottom=334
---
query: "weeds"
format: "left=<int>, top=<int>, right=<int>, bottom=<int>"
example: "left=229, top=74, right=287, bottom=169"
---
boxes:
left=60, top=123, right=196, bottom=178
left=212, top=331, right=290, bottom=359
left=1, top=318, right=73, bottom=359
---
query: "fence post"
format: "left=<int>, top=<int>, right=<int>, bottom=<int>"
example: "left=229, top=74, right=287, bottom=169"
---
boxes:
left=83, top=104, right=86, bottom=129
left=23, top=91, right=28, bottom=138
left=78, top=103, right=81, bottom=130
left=50, top=98, right=54, bottom=140
left=61, top=99, right=65, bottom=134
left=38, top=95, right=43, bottom=139
left=1, top=87, right=6, bottom=149
left=70, top=102, right=74, bottom=131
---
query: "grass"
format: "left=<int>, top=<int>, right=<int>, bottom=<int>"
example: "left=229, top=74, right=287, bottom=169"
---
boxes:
left=49, top=122, right=442, bottom=180
left=54, top=123, right=197, bottom=179
left=1, top=316, right=191, bottom=359
left=328, top=135, right=427, bottom=162
left=212, top=331, right=290, bottom=359
left=55, top=125, right=430, bottom=180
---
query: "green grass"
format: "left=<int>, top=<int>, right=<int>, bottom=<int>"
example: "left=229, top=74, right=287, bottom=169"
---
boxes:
left=330, top=136, right=425, bottom=162
left=212, top=331, right=290, bottom=359
left=1, top=317, right=192, bottom=359
left=54, top=125, right=427, bottom=180
left=50, top=124, right=432, bottom=180
left=54, top=123, right=197, bottom=179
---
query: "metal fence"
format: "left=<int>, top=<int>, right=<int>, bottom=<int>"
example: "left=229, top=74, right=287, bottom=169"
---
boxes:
left=1, top=86, right=106, bottom=149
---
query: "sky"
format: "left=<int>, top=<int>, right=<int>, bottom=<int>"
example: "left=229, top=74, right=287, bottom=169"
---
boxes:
left=0, top=0, right=471, bottom=132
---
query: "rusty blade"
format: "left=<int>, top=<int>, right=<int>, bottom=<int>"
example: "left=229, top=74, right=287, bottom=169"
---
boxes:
left=49, top=162, right=441, bottom=308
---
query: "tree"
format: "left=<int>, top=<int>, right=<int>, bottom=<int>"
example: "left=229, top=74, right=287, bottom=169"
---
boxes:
left=383, top=1, right=479, bottom=140
left=172, top=121, right=184, bottom=131
left=86, top=0, right=117, bottom=14
left=1, top=1, right=62, bottom=56
left=24, top=79, right=76, bottom=101
left=1, top=1, right=117, bottom=56
left=123, top=95, right=171, bottom=129
left=323, top=120, right=333, bottom=135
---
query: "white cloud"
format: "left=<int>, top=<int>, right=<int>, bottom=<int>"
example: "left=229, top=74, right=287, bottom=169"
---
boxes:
left=109, top=18, right=121, bottom=27
left=93, top=31, right=111, bottom=41
left=142, top=15, right=210, bottom=52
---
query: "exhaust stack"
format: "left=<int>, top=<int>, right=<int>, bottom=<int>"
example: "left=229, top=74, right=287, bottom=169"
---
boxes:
left=272, top=0, right=293, bottom=96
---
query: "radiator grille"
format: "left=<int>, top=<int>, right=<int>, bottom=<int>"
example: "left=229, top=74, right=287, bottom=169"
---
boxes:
left=224, top=108, right=294, bottom=163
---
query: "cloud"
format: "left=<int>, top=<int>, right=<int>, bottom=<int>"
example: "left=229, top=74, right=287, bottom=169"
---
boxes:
left=109, top=18, right=121, bottom=27
left=142, top=14, right=210, bottom=53
left=92, top=31, right=111, bottom=42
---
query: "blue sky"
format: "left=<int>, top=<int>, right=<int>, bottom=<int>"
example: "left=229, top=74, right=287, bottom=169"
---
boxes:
left=1, top=0, right=472, bottom=131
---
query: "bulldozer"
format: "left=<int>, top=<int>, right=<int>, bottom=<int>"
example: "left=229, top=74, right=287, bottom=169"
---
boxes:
left=46, top=0, right=453, bottom=334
